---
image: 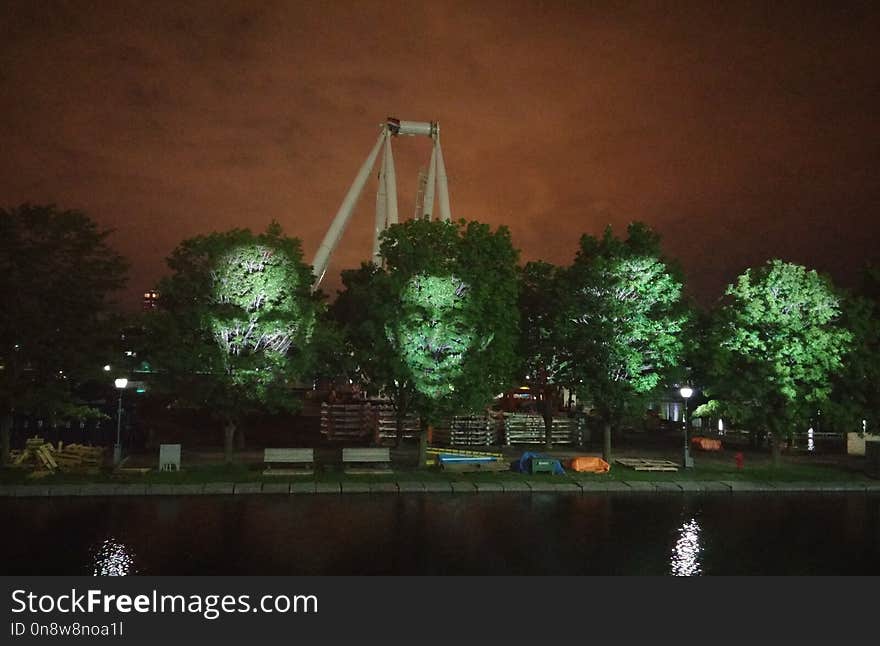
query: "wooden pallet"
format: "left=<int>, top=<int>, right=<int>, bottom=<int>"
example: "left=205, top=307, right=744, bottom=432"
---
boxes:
left=615, top=458, right=680, bottom=472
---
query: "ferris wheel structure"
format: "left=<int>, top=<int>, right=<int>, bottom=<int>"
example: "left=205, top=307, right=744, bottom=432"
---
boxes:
left=311, top=117, right=452, bottom=289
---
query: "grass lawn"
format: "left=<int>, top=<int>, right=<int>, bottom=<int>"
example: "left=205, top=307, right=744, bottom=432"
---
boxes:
left=0, top=453, right=873, bottom=486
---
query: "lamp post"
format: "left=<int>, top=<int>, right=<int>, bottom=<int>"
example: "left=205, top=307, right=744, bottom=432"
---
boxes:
left=113, top=378, right=128, bottom=466
left=680, top=386, right=694, bottom=469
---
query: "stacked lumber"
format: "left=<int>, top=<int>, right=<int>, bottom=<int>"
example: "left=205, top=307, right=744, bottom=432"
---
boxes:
left=54, top=443, right=105, bottom=473
left=615, top=458, right=679, bottom=472
left=431, top=415, right=499, bottom=447
left=503, top=414, right=579, bottom=445
left=320, top=403, right=374, bottom=441
left=376, top=404, right=420, bottom=444
left=7, top=437, right=105, bottom=476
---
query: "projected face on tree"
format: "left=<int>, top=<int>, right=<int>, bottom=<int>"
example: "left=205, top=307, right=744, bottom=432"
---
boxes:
left=393, top=274, right=479, bottom=398
left=209, top=244, right=303, bottom=358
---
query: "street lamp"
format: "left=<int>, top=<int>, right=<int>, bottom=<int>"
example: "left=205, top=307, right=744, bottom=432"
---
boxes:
left=680, top=386, right=694, bottom=469
left=113, top=378, right=128, bottom=466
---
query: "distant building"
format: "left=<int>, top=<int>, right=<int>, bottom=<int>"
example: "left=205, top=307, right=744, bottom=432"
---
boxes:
left=142, top=289, right=160, bottom=310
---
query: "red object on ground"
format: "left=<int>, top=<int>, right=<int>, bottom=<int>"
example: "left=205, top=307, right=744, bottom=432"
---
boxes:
left=735, top=452, right=744, bottom=469
left=690, top=436, right=722, bottom=451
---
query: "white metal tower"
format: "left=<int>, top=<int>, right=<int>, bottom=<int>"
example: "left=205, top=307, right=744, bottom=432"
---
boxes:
left=311, top=117, right=452, bottom=289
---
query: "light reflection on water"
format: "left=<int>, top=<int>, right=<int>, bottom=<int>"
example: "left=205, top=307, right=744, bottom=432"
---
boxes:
left=91, top=538, right=137, bottom=576
left=670, top=518, right=702, bottom=576
left=1, top=494, right=877, bottom=575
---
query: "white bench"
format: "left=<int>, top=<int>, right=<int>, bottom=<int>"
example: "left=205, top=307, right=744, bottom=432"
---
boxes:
left=263, top=448, right=314, bottom=476
left=342, top=447, right=391, bottom=473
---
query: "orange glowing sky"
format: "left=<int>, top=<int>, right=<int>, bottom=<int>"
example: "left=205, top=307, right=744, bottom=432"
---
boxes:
left=1, top=0, right=877, bottom=307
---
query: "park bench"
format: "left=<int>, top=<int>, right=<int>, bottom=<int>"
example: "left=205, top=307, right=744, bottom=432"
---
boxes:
left=262, top=448, right=314, bottom=476
left=342, top=447, right=392, bottom=474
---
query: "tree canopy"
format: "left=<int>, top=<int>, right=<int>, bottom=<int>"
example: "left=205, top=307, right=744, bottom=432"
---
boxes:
left=518, top=260, right=570, bottom=447
left=333, top=219, right=519, bottom=460
left=0, top=204, right=128, bottom=463
left=560, top=222, right=688, bottom=461
left=147, top=223, right=318, bottom=461
left=818, top=265, right=880, bottom=438
left=696, top=259, right=852, bottom=464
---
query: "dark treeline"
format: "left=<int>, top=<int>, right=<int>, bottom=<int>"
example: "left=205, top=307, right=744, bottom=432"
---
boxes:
left=1, top=204, right=877, bottom=467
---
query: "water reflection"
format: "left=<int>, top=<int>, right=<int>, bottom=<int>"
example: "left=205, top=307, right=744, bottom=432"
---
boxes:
left=91, top=538, right=137, bottom=576
left=670, top=518, right=702, bottom=576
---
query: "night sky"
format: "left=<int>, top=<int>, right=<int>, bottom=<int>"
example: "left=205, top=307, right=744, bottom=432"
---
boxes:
left=1, top=0, right=878, bottom=307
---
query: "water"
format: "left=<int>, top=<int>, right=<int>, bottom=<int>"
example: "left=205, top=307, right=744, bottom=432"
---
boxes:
left=2, top=494, right=879, bottom=575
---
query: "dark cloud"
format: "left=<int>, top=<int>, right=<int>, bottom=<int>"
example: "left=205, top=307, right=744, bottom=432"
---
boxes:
left=0, top=0, right=877, bottom=306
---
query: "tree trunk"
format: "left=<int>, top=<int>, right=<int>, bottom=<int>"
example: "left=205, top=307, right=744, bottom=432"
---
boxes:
left=542, top=391, right=553, bottom=451
left=417, top=417, right=429, bottom=468
left=223, top=420, right=236, bottom=464
left=395, top=413, right=404, bottom=448
left=771, top=435, right=781, bottom=468
left=235, top=426, right=246, bottom=450
left=0, top=413, right=11, bottom=467
left=602, top=421, right=612, bottom=464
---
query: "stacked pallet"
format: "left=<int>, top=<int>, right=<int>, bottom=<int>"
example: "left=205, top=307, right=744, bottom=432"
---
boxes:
left=432, top=415, right=499, bottom=447
left=376, top=404, right=420, bottom=444
left=615, top=458, right=679, bottom=472
left=8, top=437, right=104, bottom=476
left=503, top=414, right=579, bottom=445
left=54, top=444, right=105, bottom=473
left=320, top=403, right=375, bottom=441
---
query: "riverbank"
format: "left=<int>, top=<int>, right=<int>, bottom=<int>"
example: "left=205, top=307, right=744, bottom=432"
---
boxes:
left=2, top=477, right=880, bottom=497
left=2, top=444, right=876, bottom=496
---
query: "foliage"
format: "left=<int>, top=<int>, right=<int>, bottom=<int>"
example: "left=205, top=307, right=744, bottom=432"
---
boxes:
left=147, top=223, right=318, bottom=458
left=518, top=261, right=569, bottom=386
left=0, top=204, right=128, bottom=462
left=517, top=261, right=570, bottom=446
left=822, top=267, right=880, bottom=436
left=696, top=260, right=852, bottom=459
left=380, top=219, right=520, bottom=418
left=333, top=219, right=520, bottom=446
left=560, top=222, right=687, bottom=457
left=562, top=223, right=687, bottom=408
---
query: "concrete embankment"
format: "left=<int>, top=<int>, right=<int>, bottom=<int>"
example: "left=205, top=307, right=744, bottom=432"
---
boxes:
left=1, top=480, right=879, bottom=497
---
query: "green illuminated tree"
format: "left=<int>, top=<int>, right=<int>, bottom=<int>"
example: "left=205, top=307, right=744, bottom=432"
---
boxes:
left=147, top=223, right=318, bottom=462
left=335, top=219, right=519, bottom=464
left=560, top=223, right=688, bottom=463
left=518, top=261, right=570, bottom=449
left=0, top=204, right=128, bottom=465
left=696, top=260, right=851, bottom=466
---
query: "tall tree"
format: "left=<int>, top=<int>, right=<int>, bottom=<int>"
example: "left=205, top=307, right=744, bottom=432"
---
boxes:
left=560, top=222, right=688, bottom=463
left=823, top=264, right=880, bottom=438
left=0, top=204, right=128, bottom=464
left=147, top=223, right=318, bottom=462
left=334, top=219, right=520, bottom=465
left=518, top=261, right=569, bottom=449
left=696, top=260, right=851, bottom=465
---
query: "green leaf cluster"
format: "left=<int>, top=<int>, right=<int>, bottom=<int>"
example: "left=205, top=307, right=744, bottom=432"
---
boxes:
left=700, top=259, right=852, bottom=440
left=148, top=224, right=317, bottom=420
left=0, top=204, right=128, bottom=423
left=333, top=219, right=520, bottom=422
left=560, top=223, right=688, bottom=420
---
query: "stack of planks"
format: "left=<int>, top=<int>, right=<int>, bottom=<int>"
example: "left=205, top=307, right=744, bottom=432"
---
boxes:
left=375, top=404, right=420, bottom=445
left=615, top=458, right=679, bottom=472
left=8, top=437, right=104, bottom=477
left=503, top=414, right=579, bottom=445
left=320, top=403, right=375, bottom=442
left=431, top=415, right=499, bottom=447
